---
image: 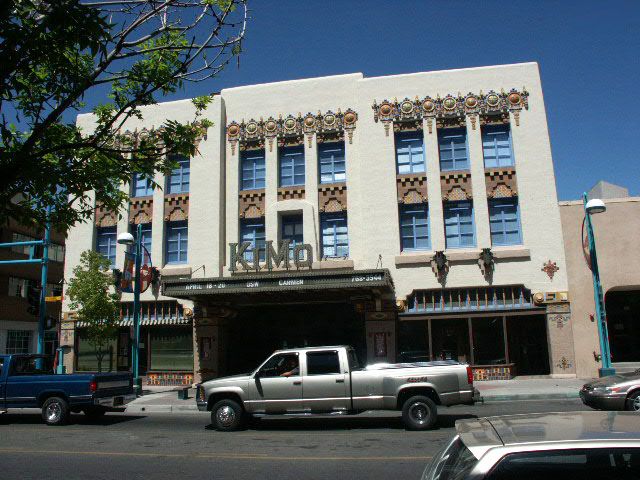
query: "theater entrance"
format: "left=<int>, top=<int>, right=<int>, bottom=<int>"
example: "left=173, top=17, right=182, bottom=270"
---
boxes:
left=225, top=302, right=365, bottom=375
left=606, top=289, right=640, bottom=363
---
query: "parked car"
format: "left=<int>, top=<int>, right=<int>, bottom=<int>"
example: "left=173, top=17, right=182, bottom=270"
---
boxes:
left=0, top=354, right=135, bottom=425
left=422, top=411, right=640, bottom=480
left=580, top=371, right=640, bottom=412
left=196, top=345, right=480, bottom=431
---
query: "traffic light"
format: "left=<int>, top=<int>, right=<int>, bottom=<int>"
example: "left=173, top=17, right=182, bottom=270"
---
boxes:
left=27, top=284, right=41, bottom=316
left=151, top=267, right=161, bottom=288
left=45, top=316, right=56, bottom=330
left=113, top=268, right=122, bottom=290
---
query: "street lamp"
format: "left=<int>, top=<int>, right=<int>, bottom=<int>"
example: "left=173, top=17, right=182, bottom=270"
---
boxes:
left=117, top=224, right=143, bottom=394
left=583, top=193, right=615, bottom=377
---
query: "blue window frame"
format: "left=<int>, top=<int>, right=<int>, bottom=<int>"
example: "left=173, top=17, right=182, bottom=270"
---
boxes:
left=399, top=204, right=430, bottom=251
left=319, top=142, right=346, bottom=184
left=438, top=128, right=469, bottom=171
left=240, top=219, right=266, bottom=262
left=165, top=221, right=188, bottom=264
left=167, top=155, right=190, bottom=193
left=320, top=213, right=349, bottom=258
left=279, top=146, right=305, bottom=187
left=482, top=124, right=514, bottom=167
left=489, top=198, right=522, bottom=246
left=281, top=215, right=303, bottom=259
left=96, top=226, right=117, bottom=268
left=395, top=131, right=425, bottom=174
left=131, top=223, right=152, bottom=260
left=444, top=201, right=476, bottom=248
left=240, top=150, right=266, bottom=190
left=132, top=173, right=153, bottom=197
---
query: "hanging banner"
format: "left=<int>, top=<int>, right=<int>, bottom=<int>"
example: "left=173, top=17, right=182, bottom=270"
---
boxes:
left=139, top=246, right=152, bottom=293
left=121, top=252, right=135, bottom=293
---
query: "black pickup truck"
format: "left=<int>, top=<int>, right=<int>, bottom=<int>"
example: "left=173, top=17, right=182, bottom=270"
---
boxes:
left=0, top=354, right=134, bottom=425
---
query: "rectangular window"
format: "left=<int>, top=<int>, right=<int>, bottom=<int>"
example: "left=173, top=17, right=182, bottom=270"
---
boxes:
left=240, top=218, right=266, bottom=263
left=8, top=277, right=29, bottom=298
left=438, top=128, right=469, bottom=171
left=399, top=204, right=430, bottom=251
left=444, top=201, right=476, bottom=248
left=11, top=233, right=36, bottom=255
left=165, top=221, right=188, bottom=264
left=396, top=131, right=426, bottom=174
left=319, top=142, right=346, bottom=184
left=132, top=173, right=153, bottom=197
left=49, top=243, right=65, bottom=263
left=6, top=330, right=32, bottom=354
left=320, top=212, right=349, bottom=258
left=489, top=198, right=522, bottom=246
left=279, top=145, right=305, bottom=187
left=149, top=327, right=194, bottom=371
left=306, top=351, right=341, bottom=375
left=167, top=155, right=190, bottom=193
left=482, top=124, right=514, bottom=167
left=240, top=149, right=266, bottom=190
left=281, top=215, right=303, bottom=259
left=96, top=226, right=117, bottom=267
left=131, top=223, right=153, bottom=259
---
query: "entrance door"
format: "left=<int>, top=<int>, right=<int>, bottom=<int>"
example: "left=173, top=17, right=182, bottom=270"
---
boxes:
left=245, top=352, right=304, bottom=413
left=507, top=315, right=550, bottom=375
left=606, top=290, right=640, bottom=362
left=302, top=350, right=349, bottom=412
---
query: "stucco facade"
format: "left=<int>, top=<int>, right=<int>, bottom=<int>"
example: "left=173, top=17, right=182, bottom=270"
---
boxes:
left=560, top=196, right=640, bottom=378
left=64, top=62, right=574, bottom=383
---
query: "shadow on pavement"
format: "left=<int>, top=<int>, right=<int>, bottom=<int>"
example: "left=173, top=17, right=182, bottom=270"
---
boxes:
left=0, top=412, right=145, bottom=426
left=204, top=412, right=478, bottom=432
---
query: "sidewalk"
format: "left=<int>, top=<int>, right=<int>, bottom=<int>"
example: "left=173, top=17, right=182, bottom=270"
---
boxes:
left=125, top=377, right=589, bottom=414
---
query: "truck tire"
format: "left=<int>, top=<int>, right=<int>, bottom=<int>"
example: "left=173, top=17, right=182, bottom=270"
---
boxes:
left=401, top=395, right=437, bottom=430
left=83, top=407, right=107, bottom=419
left=211, top=399, right=245, bottom=431
left=626, top=391, right=640, bottom=412
left=42, top=396, right=70, bottom=426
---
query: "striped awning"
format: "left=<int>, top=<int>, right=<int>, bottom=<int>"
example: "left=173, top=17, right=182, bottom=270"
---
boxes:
left=76, top=316, right=191, bottom=328
left=75, top=300, right=190, bottom=328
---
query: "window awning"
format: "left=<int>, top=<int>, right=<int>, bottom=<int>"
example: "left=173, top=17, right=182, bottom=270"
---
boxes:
left=76, top=301, right=190, bottom=327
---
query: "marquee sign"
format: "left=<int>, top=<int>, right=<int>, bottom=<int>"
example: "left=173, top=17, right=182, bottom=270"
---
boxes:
left=162, top=269, right=393, bottom=298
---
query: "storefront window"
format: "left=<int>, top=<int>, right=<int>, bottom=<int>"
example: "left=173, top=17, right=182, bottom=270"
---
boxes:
left=472, top=317, right=506, bottom=365
left=431, top=318, right=470, bottom=363
left=398, top=321, right=430, bottom=362
left=150, top=327, right=193, bottom=371
left=76, top=331, right=116, bottom=371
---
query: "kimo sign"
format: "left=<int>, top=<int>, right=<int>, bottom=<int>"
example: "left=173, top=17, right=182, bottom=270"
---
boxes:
left=229, top=240, right=313, bottom=272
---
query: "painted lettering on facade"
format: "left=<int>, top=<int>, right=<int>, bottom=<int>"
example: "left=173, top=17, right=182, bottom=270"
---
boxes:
left=229, top=240, right=313, bottom=272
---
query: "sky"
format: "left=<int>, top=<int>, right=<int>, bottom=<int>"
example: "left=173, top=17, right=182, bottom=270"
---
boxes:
left=82, top=0, right=640, bottom=200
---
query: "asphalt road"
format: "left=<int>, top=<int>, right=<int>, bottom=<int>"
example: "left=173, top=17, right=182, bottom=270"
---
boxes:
left=0, top=400, right=590, bottom=480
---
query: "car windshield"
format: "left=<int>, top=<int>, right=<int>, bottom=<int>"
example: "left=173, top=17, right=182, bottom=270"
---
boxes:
left=422, top=436, right=478, bottom=480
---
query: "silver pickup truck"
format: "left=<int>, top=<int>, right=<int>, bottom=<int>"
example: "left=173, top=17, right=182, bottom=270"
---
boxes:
left=196, top=345, right=480, bottom=431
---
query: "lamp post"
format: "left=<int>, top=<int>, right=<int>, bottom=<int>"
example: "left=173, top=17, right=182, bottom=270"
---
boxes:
left=583, top=193, right=615, bottom=377
left=117, top=224, right=143, bottom=394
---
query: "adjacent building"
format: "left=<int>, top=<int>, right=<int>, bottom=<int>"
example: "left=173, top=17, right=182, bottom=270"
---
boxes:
left=63, top=62, right=576, bottom=385
left=560, top=183, right=640, bottom=378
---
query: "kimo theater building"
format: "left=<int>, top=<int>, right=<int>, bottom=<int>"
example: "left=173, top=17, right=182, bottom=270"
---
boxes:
left=64, top=62, right=577, bottom=385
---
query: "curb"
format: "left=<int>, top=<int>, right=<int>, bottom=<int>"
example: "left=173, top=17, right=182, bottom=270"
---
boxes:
left=480, top=393, right=580, bottom=402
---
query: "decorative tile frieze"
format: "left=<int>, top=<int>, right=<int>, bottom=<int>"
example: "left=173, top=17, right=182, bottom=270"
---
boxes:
left=129, top=198, right=153, bottom=224
left=485, top=167, right=518, bottom=198
left=372, top=88, right=529, bottom=135
left=114, top=123, right=208, bottom=151
left=227, top=109, right=358, bottom=153
left=277, top=187, right=305, bottom=202
left=238, top=190, right=265, bottom=218
left=440, top=172, right=473, bottom=201
left=318, top=184, right=348, bottom=212
left=164, top=193, right=189, bottom=221
left=396, top=174, right=428, bottom=204
left=95, top=201, right=118, bottom=227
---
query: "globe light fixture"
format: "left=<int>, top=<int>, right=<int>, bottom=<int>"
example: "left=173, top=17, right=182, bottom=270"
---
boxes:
left=585, top=198, right=606, bottom=215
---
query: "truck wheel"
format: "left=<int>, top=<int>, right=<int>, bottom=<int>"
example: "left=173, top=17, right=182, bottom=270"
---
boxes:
left=83, top=407, right=107, bottom=419
left=211, top=399, right=245, bottom=431
left=42, top=396, right=70, bottom=426
left=626, top=391, right=640, bottom=412
left=402, top=395, right=437, bottom=430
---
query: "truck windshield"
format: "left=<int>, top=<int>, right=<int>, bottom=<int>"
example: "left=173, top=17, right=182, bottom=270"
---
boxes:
left=422, top=435, right=478, bottom=480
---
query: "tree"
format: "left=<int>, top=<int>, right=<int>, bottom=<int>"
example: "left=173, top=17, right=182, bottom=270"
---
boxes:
left=66, top=250, right=120, bottom=372
left=0, top=0, right=247, bottom=230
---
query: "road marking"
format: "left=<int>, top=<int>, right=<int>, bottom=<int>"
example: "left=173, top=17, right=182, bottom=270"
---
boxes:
left=0, top=448, right=432, bottom=462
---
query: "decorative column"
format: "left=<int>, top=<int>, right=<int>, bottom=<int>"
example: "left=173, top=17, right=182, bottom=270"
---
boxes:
left=546, top=302, right=577, bottom=377
left=192, top=303, right=236, bottom=383
left=60, top=313, right=77, bottom=373
left=115, top=181, right=130, bottom=269
left=225, top=125, right=241, bottom=272
left=423, top=118, right=445, bottom=251
left=151, top=170, right=165, bottom=267
left=265, top=136, right=279, bottom=243
left=466, top=115, right=491, bottom=248
left=304, top=132, right=320, bottom=251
